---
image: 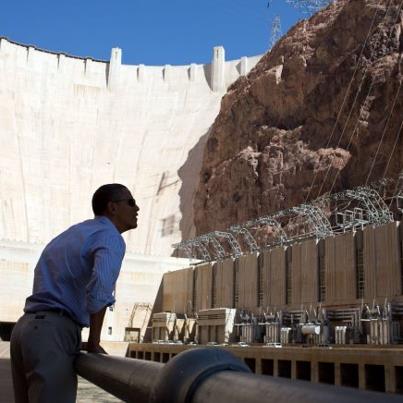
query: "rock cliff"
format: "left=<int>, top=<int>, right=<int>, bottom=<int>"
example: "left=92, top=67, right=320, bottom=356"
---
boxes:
left=194, top=0, right=403, bottom=235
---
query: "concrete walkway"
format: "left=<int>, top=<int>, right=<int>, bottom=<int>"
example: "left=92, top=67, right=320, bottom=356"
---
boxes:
left=0, top=343, right=121, bottom=403
left=0, top=358, right=13, bottom=403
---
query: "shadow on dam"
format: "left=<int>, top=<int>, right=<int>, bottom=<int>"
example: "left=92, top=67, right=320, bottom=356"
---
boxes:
left=177, top=129, right=211, bottom=247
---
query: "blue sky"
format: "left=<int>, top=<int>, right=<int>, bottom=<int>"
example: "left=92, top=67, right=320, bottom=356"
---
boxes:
left=0, top=0, right=309, bottom=65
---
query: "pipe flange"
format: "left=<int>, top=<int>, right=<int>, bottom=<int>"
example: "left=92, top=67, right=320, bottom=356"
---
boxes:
left=150, top=347, right=251, bottom=403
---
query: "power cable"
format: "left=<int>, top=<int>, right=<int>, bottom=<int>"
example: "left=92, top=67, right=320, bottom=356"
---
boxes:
left=316, top=0, right=399, bottom=196
left=316, top=70, right=372, bottom=197
left=327, top=78, right=376, bottom=194
left=326, top=0, right=403, bottom=194
left=387, top=168, right=403, bottom=209
left=383, top=119, right=403, bottom=180
left=304, top=0, right=388, bottom=202
left=365, top=0, right=403, bottom=183
left=365, top=80, right=402, bottom=184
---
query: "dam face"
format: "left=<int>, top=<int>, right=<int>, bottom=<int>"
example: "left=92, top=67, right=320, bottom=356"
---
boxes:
left=0, top=38, right=261, bottom=256
left=0, top=37, right=262, bottom=329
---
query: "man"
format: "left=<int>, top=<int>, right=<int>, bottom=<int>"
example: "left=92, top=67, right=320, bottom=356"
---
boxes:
left=10, top=183, right=139, bottom=403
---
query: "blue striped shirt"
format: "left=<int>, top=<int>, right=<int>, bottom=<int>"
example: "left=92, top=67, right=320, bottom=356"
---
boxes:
left=24, top=216, right=126, bottom=327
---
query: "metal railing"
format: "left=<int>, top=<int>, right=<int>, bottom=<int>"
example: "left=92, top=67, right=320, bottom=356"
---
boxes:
left=75, top=348, right=401, bottom=403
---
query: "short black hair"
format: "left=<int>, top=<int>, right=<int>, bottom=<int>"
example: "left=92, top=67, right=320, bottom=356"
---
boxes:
left=92, top=183, right=129, bottom=216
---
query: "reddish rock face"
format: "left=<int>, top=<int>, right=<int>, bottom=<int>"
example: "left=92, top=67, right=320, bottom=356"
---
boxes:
left=194, top=0, right=403, bottom=235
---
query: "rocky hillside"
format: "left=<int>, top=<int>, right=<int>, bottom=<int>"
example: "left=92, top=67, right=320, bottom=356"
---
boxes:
left=194, top=0, right=403, bottom=235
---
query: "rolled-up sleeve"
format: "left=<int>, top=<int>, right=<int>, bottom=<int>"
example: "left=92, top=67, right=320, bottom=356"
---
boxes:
left=86, top=233, right=125, bottom=314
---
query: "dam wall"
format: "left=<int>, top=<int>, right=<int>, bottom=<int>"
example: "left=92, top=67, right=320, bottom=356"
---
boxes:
left=0, top=37, right=262, bottom=256
left=0, top=238, right=190, bottom=342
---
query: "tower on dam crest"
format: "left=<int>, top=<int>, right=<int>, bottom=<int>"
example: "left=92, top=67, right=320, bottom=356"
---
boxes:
left=0, top=36, right=263, bottom=337
left=108, top=47, right=122, bottom=89
left=0, top=36, right=262, bottom=255
left=211, top=46, right=225, bottom=92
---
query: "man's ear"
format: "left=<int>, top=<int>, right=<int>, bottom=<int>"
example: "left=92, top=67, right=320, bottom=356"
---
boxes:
left=106, top=201, right=116, bottom=215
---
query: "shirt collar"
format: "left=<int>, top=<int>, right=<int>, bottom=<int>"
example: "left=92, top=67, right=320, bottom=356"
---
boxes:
left=94, top=215, right=122, bottom=237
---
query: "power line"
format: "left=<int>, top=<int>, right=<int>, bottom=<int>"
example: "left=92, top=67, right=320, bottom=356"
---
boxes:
left=383, top=119, right=403, bottom=179
left=365, top=80, right=402, bottom=185
left=304, top=0, right=387, bottom=202
left=326, top=0, right=403, bottom=194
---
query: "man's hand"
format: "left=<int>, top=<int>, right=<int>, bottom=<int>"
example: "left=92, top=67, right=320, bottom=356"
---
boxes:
left=82, top=306, right=109, bottom=354
left=83, top=341, right=107, bottom=354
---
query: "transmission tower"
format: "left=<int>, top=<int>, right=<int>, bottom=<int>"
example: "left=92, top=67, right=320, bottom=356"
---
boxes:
left=270, top=16, right=282, bottom=48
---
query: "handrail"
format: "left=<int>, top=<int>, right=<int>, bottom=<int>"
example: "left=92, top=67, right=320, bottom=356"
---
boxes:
left=75, top=353, right=160, bottom=403
left=75, top=348, right=401, bottom=403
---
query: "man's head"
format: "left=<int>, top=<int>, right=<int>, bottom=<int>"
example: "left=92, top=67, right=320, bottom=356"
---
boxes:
left=92, top=184, right=139, bottom=233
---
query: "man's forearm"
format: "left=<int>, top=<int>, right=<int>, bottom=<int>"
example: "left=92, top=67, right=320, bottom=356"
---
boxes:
left=87, top=306, right=107, bottom=348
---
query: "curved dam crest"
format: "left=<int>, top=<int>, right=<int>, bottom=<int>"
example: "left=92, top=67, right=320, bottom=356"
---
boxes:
left=0, top=37, right=262, bottom=256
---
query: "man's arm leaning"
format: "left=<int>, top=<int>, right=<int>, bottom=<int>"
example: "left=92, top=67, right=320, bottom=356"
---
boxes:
left=84, top=233, right=125, bottom=354
left=86, top=306, right=108, bottom=354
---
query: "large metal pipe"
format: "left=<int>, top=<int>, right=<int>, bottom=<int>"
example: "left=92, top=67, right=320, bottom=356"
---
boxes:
left=191, top=371, right=400, bottom=403
left=75, top=353, right=162, bottom=403
left=75, top=348, right=402, bottom=403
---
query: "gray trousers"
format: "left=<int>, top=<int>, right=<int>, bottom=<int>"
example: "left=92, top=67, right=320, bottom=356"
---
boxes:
left=10, top=312, right=82, bottom=403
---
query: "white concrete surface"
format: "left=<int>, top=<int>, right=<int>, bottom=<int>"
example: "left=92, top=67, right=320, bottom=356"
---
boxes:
left=0, top=38, right=262, bottom=257
left=0, top=37, right=262, bottom=340
left=0, top=342, right=10, bottom=359
left=0, top=238, right=190, bottom=341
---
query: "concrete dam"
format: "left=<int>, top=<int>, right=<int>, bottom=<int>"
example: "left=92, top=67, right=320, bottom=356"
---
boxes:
left=2, top=0, right=403, bottom=399
left=0, top=37, right=262, bottom=341
left=0, top=37, right=261, bottom=256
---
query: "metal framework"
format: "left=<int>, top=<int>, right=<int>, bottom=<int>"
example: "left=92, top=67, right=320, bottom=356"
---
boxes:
left=190, top=239, right=211, bottom=261
left=172, top=241, right=193, bottom=260
left=246, top=215, right=288, bottom=246
left=289, top=204, right=333, bottom=239
left=173, top=183, right=396, bottom=262
left=173, top=239, right=212, bottom=261
left=369, top=178, right=395, bottom=195
left=212, top=231, right=243, bottom=258
left=324, top=186, right=393, bottom=226
left=395, top=171, right=403, bottom=213
left=335, top=207, right=369, bottom=230
left=199, top=233, right=226, bottom=261
left=397, top=195, right=403, bottom=213
left=230, top=225, right=259, bottom=253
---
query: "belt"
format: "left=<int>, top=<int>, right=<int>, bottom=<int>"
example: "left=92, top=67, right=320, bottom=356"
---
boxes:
left=43, top=308, right=72, bottom=318
left=30, top=309, right=76, bottom=324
